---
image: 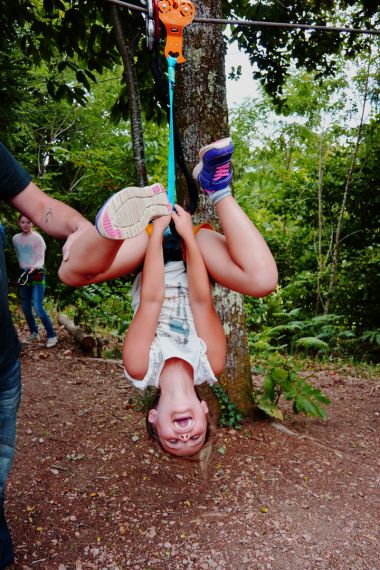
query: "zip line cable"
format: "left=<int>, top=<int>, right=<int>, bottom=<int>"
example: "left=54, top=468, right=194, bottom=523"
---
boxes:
left=103, top=0, right=380, bottom=36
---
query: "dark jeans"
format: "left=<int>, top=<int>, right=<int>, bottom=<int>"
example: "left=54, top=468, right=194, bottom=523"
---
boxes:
left=0, top=359, right=21, bottom=567
left=19, top=282, right=56, bottom=338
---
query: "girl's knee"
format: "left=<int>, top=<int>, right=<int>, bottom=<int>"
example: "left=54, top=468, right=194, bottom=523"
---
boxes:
left=244, top=271, right=278, bottom=298
left=58, top=264, right=89, bottom=287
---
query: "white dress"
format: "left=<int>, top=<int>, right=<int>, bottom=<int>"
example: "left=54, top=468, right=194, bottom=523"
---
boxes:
left=124, top=261, right=218, bottom=389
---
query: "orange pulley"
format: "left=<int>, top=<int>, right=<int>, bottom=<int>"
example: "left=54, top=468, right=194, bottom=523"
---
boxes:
left=158, top=0, right=196, bottom=64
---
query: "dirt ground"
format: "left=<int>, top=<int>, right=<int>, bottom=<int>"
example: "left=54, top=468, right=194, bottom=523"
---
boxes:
left=7, top=326, right=380, bottom=570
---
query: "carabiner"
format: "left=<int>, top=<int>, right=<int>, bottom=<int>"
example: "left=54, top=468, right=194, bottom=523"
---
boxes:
left=142, top=0, right=160, bottom=50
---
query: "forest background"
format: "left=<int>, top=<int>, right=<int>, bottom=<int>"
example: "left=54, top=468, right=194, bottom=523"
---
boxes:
left=0, top=0, right=379, bottom=423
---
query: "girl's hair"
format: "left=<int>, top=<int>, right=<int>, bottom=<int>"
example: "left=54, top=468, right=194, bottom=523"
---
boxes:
left=145, top=387, right=213, bottom=460
left=18, top=214, right=31, bottom=222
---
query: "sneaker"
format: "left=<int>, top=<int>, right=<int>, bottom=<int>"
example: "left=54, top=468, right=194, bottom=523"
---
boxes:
left=95, top=184, right=172, bottom=240
left=46, top=336, right=58, bottom=348
left=192, top=137, right=234, bottom=193
left=26, top=332, right=39, bottom=342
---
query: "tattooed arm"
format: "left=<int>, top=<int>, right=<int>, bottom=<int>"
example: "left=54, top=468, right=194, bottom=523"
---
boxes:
left=9, top=181, right=92, bottom=261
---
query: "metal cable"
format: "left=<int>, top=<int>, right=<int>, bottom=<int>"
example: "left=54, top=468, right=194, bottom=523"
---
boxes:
left=103, top=0, right=380, bottom=35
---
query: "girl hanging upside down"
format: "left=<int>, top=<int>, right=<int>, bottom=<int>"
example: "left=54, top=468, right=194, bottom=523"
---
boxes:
left=59, top=138, right=278, bottom=457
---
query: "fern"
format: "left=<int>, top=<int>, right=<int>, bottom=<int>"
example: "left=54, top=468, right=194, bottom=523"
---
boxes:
left=360, top=330, right=380, bottom=347
left=295, top=337, right=329, bottom=351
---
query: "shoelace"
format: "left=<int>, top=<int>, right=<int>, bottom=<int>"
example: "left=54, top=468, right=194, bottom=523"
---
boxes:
left=213, top=162, right=230, bottom=181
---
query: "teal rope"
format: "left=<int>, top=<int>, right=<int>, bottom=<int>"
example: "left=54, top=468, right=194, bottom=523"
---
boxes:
left=167, top=55, right=177, bottom=207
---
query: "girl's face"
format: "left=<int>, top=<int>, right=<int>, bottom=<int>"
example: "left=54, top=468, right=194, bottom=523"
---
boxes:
left=18, top=216, right=33, bottom=234
left=148, top=397, right=209, bottom=457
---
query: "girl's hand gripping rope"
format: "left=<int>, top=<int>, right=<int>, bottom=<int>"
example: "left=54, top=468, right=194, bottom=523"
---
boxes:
left=171, top=204, right=194, bottom=242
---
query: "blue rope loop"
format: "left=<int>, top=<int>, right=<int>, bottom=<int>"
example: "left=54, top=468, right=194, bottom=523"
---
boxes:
left=167, top=55, right=177, bottom=208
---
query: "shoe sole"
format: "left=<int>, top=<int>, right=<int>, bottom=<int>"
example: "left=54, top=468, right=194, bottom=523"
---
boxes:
left=95, top=184, right=172, bottom=240
left=192, top=137, right=233, bottom=183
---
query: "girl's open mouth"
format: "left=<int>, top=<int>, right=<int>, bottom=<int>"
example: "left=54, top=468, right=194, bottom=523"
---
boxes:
left=173, top=416, right=192, bottom=429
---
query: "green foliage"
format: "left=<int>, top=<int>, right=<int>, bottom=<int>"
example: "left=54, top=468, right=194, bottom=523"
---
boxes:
left=225, top=0, right=379, bottom=104
left=252, top=353, right=331, bottom=421
left=232, top=59, right=379, bottom=345
left=295, top=337, right=329, bottom=351
left=2, top=0, right=378, bottom=129
left=7, top=292, right=20, bottom=322
left=210, top=385, right=244, bottom=429
left=57, top=280, right=134, bottom=339
left=246, top=293, right=379, bottom=362
left=360, top=330, right=380, bottom=347
left=133, top=387, right=158, bottom=414
left=248, top=305, right=360, bottom=357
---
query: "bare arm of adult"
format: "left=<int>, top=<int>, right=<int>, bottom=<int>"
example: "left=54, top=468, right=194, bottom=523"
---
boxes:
left=171, top=205, right=226, bottom=375
left=122, top=214, right=171, bottom=380
left=8, top=182, right=92, bottom=261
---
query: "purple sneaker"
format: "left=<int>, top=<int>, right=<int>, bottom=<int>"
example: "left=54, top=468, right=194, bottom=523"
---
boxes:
left=192, top=137, right=233, bottom=193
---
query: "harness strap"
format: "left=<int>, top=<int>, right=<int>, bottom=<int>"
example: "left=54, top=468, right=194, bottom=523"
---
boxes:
left=167, top=54, right=177, bottom=208
left=150, top=52, right=198, bottom=214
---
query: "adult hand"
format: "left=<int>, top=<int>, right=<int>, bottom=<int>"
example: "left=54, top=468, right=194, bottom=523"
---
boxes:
left=62, top=221, right=93, bottom=262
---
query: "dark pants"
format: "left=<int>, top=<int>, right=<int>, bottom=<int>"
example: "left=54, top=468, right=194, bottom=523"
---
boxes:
left=18, top=282, right=56, bottom=338
left=0, top=359, right=22, bottom=567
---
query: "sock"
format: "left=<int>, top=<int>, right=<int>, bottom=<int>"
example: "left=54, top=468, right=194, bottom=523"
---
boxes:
left=206, top=186, right=232, bottom=205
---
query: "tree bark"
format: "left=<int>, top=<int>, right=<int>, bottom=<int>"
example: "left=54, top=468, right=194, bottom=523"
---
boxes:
left=111, top=5, right=147, bottom=186
left=315, top=134, right=325, bottom=315
left=324, top=60, right=370, bottom=314
left=174, top=0, right=254, bottom=415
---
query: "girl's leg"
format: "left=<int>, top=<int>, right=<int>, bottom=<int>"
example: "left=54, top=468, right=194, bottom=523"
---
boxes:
left=59, top=183, right=170, bottom=287
left=59, top=224, right=149, bottom=287
left=19, top=285, right=38, bottom=334
left=193, top=139, right=278, bottom=297
left=196, top=197, right=278, bottom=297
left=32, top=283, right=56, bottom=339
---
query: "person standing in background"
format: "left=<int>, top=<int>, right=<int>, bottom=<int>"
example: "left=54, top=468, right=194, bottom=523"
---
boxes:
left=13, top=215, right=57, bottom=348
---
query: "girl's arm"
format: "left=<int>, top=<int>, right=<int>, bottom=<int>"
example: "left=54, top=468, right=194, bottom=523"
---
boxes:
left=122, top=215, right=170, bottom=379
left=172, top=206, right=226, bottom=374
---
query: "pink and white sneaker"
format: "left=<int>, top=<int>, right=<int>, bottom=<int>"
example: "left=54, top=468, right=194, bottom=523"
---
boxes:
left=95, top=183, right=172, bottom=240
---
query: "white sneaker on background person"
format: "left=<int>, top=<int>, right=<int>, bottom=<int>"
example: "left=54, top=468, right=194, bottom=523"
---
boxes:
left=46, top=336, right=58, bottom=348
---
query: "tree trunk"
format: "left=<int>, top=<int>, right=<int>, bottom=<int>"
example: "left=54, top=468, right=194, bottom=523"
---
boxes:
left=111, top=6, right=147, bottom=186
left=174, top=0, right=254, bottom=415
left=315, top=134, right=325, bottom=315
left=324, top=60, right=370, bottom=314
